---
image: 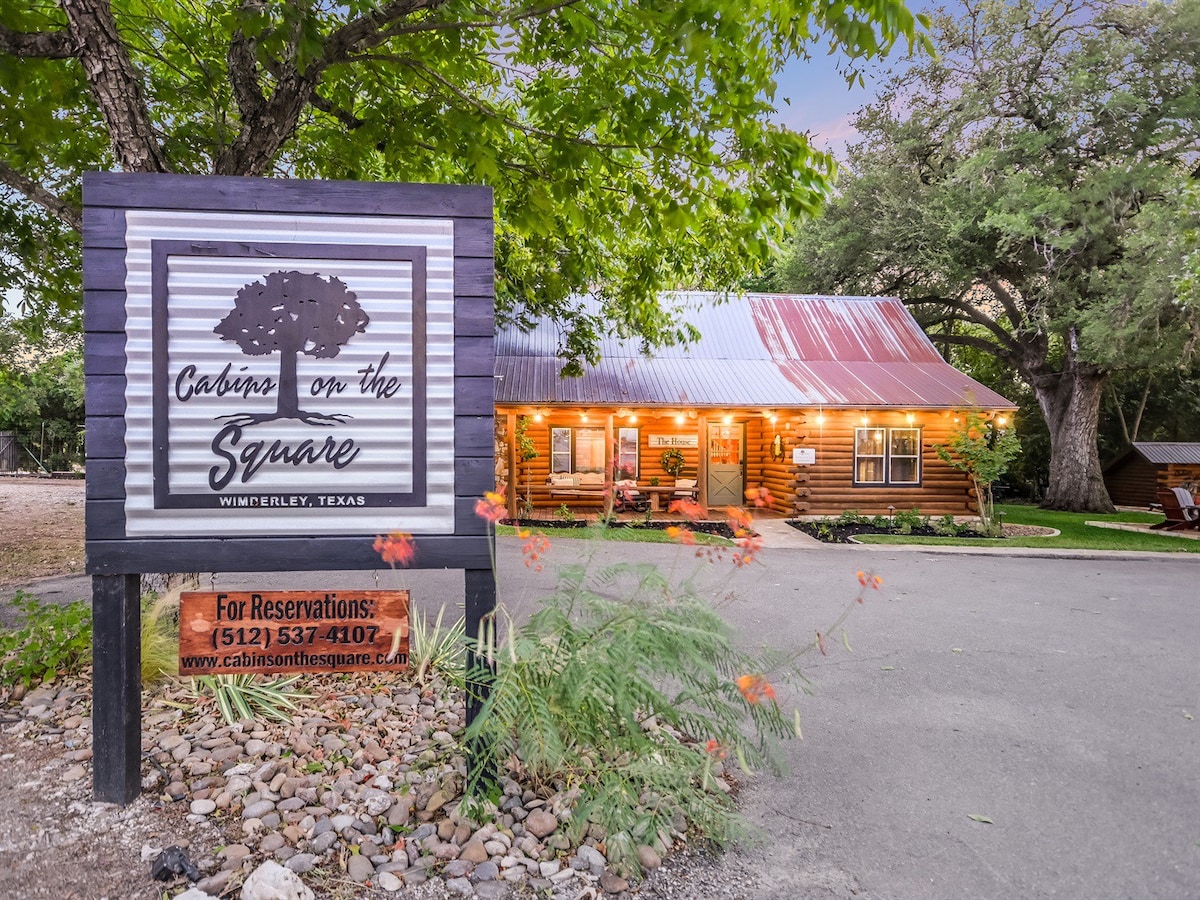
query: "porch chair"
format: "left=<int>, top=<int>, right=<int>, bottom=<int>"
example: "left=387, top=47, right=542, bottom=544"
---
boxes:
left=672, top=477, right=698, bottom=503
left=1150, top=488, right=1200, bottom=531
left=613, top=479, right=650, bottom=513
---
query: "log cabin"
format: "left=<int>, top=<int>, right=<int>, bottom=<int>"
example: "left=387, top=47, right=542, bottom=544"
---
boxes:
left=494, top=293, right=1017, bottom=518
left=1103, top=442, right=1200, bottom=508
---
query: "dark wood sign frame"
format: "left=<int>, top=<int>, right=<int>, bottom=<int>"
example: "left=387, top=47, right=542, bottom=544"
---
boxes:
left=83, top=173, right=496, bottom=803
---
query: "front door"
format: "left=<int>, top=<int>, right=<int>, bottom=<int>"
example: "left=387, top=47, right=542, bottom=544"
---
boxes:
left=707, top=423, right=744, bottom=506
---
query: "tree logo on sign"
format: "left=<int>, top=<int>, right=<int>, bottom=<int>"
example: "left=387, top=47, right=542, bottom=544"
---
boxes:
left=214, top=270, right=369, bottom=426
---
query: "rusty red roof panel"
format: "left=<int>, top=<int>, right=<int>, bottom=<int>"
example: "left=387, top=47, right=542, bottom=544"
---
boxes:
left=495, top=293, right=1016, bottom=409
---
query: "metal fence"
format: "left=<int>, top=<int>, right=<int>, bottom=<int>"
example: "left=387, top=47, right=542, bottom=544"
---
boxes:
left=0, top=428, right=84, bottom=474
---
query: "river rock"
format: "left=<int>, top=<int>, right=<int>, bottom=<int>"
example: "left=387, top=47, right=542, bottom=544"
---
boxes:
left=241, top=860, right=315, bottom=900
left=525, top=809, right=557, bottom=838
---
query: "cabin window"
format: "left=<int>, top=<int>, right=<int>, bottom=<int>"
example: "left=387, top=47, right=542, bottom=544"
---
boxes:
left=855, top=427, right=921, bottom=486
left=550, top=427, right=606, bottom=474
left=615, top=427, right=639, bottom=479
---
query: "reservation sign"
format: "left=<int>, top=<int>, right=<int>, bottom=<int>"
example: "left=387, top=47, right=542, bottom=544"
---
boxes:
left=178, top=590, right=410, bottom=676
left=84, top=175, right=497, bottom=804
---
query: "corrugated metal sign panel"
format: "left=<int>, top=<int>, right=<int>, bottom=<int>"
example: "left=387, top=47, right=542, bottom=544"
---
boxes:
left=122, top=210, right=457, bottom=536
left=496, top=292, right=1016, bottom=409
left=1133, top=442, right=1200, bottom=465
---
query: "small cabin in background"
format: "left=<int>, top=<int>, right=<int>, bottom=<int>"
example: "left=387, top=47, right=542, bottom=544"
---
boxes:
left=1103, top=442, right=1200, bottom=508
left=494, top=293, right=1016, bottom=518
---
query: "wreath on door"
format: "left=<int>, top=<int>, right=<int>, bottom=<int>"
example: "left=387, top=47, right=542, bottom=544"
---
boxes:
left=660, top=448, right=686, bottom=476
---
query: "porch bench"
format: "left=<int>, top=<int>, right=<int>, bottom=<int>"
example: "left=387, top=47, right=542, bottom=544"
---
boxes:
left=546, top=474, right=606, bottom=500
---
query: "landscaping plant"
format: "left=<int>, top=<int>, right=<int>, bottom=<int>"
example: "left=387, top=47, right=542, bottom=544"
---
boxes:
left=189, top=673, right=311, bottom=725
left=0, top=591, right=91, bottom=691
left=935, top=412, right=1022, bottom=536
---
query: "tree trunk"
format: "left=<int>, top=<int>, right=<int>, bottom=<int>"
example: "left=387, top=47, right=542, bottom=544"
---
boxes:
left=1034, top=364, right=1115, bottom=512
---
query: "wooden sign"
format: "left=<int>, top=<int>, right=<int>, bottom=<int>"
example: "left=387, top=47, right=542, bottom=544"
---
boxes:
left=648, top=434, right=699, bottom=448
left=179, top=590, right=409, bottom=676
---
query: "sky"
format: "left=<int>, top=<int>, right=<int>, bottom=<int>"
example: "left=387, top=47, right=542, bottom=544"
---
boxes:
left=770, top=8, right=937, bottom=160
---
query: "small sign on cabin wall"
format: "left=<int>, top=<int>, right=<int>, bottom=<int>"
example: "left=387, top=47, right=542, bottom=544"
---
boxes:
left=793, top=447, right=816, bottom=465
left=648, top=434, right=699, bottom=449
left=179, top=590, right=409, bottom=676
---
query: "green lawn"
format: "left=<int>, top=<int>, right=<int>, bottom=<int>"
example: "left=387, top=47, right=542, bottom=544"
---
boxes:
left=855, top=503, right=1198, bottom=553
left=497, top=523, right=732, bottom=545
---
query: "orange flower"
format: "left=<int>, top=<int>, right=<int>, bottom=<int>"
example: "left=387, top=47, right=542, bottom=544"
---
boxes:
left=666, top=525, right=697, bottom=546
left=668, top=498, right=706, bottom=520
left=475, top=491, right=507, bottom=523
left=744, top=487, right=774, bottom=508
left=856, top=570, right=883, bottom=591
left=724, top=506, right=753, bottom=533
left=374, top=532, right=416, bottom=567
left=521, top=530, right=551, bottom=572
left=705, top=739, right=726, bottom=759
left=736, top=674, right=776, bottom=706
left=732, top=529, right=764, bottom=567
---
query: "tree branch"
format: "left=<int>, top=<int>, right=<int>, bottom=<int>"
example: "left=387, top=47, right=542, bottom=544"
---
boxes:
left=925, top=329, right=1016, bottom=364
left=0, top=161, right=82, bottom=232
left=227, top=1, right=266, bottom=124
left=309, top=88, right=365, bottom=130
left=908, top=292, right=1024, bottom=356
left=0, top=22, right=74, bottom=58
left=60, top=0, right=169, bottom=173
left=319, top=0, right=449, bottom=68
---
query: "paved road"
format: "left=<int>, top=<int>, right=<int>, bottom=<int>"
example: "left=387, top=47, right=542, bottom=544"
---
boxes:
left=4, top=533, right=1198, bottom=899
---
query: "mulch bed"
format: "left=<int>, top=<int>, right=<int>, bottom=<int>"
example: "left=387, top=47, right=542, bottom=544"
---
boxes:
left=504, top=518, right=738, bottom=538
left=788, top=521, right=994, bottom=544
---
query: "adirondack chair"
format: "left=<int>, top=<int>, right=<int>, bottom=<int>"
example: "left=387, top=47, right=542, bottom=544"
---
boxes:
left=1151, top=488, right=1200, bottom=530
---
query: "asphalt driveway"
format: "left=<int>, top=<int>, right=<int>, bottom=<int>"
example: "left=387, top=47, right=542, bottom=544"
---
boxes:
left=5, top=535, right=1198, bottom=898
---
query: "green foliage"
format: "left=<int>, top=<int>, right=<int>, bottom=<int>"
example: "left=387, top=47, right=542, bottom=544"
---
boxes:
left=410, top=604, right=467, bottom=687
left=890, top=508, right=925, bottom=534
left=659, top=449, right=687, bottom=477
left=0, top=321, right=83, bottom=448
left=514, top=417, right=538, bottom=463
left=555, top=503, right=575, bottom=523
left=933, top=514, right=963, bottom=537
left=140, top=590, right=181, bottom=684
left=935, top=413, right=1022, bottom=534
left=0, top=592, right=92, bottom=689
left=467, top=561, right=797, bottom=873
left=189, top=674, right=311, bottom=726
left=1, top=1, right=928, bottom=366
left=836, top=509, right=870, bottom=525
left=777, top=0, right=1200, bottom=511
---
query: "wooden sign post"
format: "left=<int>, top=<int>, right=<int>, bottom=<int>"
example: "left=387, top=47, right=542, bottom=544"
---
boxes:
left=84, top=174, right=495, bottom=804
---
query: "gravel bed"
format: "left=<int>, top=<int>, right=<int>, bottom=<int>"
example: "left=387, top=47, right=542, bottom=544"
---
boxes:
left=1, top=670, right=722, bottom=899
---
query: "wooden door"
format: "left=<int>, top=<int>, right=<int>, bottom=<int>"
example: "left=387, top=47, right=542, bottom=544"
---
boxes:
left=707, top=423, right=743, bottom=506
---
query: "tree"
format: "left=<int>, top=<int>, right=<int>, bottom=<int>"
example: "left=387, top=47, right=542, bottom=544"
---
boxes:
left=777, top=0, right=1200, bottom=512
left=934, top=411, right=1021, bottom=535
left=214, top=270, right=369, bottom=425
left=0, top=0, right=927, bottom=362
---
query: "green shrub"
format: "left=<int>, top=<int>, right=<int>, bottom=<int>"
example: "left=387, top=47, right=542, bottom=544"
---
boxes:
left=410, top=604, right=467, bottom=687
left=467, top=561, right=797, bottom=874
left=892, top=508, right=926, bottom=534
left=141, top=590, right=181, bottom=684
left=188, top=674, right=311, bottom=725
left=933, top=514, right=962, bottom=536
left=555, top=503, right=575, bottom=522
left=836, top=509, right=869, bottom=525
left=0, top=592, right=92, bottom=689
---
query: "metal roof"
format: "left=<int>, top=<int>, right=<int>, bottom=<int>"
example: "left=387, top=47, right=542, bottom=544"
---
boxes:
left=496, top=293, right=1016, bottom=409
left=1131, top=442, right=1200, bottom=465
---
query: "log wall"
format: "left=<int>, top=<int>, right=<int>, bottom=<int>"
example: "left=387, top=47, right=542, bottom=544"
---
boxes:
left=497, top=406, right=983, bottom=517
